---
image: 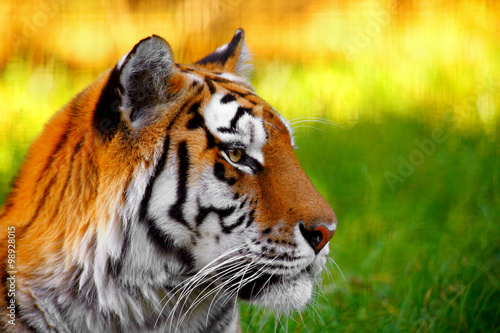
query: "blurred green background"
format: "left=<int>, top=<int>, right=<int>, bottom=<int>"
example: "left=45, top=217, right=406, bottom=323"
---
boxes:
left=1, top=0, right=499, bottom=331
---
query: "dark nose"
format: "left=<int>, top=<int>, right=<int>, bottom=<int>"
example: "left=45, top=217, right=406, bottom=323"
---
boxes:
left=299, top=223, right=336, bottom=254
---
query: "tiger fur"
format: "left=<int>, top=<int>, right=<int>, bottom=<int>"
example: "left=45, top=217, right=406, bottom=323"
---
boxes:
left=0, top=29, right=337, bottom=332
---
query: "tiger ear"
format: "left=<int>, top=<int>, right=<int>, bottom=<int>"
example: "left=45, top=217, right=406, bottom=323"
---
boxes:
left=195, top=29, right=253, bottom=80
left=93, top=35, right=176, bottom=139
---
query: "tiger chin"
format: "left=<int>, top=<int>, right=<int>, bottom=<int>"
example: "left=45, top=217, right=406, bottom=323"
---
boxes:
left=0, top=29, right=337, bottom=332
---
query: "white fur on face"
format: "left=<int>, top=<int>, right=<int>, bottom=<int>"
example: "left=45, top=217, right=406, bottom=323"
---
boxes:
left=204, top=93, right=267, bottom=168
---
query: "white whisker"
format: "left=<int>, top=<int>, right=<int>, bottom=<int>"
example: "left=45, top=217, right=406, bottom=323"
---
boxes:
left=171, top=258, right=250, bottom=330
left=257, top=313, right=271, bottom=333
left=327, top=256, right=348, bottom=288
left=291, top=125, right=326, bottom=132
left=156, top=245, right=247, bottom=330
left=289, top=117, right=344, bottom=129
left=246, top=306, right=266, bottom=332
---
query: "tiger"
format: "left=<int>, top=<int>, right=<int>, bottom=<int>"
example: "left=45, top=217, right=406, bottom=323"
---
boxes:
left=0, top=29, right=337, bottom=332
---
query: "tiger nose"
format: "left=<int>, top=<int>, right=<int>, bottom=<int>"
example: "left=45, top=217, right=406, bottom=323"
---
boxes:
left=299, top=223, right=336, bottom=254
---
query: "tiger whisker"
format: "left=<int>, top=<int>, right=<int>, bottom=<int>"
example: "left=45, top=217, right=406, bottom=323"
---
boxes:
left=155, top=245, right=247, bottom=328
left=327, top=256, right=348, bottom=288
left=246, top=305, right=264, bottom=332
left=257, top=313, right=271, bottom=333
left=180, top=261, right=255, bottom=326
left=242, top=266, right=280, bottom=309
left=155, top=244, right=246, bottom=316
left=219, top=258, right=279, bottom=310
left=297, top=308, right=310, bottom=333
left=289, top=117, right=344, bottom=128
left=310, top=299, right=326, bottom=327
left=314, top=282, right=331, bottom=305
left=177, top=255, right=247, bottom=303
left=279, top=312, right=287, bottom=333
left=264, top=119, right=280, bottom=131
left=291, top=125, right=326, bottom=132
left=166, top=258, right=250, bottom=331
left=231, top=259, right=253, bottom=319
left=176, top=260, right=263, bottom=330
left=322, top=259, right=335, bottom=283
left=175, top=257, right=265, bottom=326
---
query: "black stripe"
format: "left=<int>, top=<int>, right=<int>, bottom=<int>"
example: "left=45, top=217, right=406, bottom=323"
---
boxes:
left=36, top=130, right=69, bottom=187
left=217, top=106, right=252, bottom=134
left=207, top=77, right=253, bottom=100
left=118, top=222, right=130, bottom=276
left=107, top=256, right=120, bottom=279
left=245, top=209, right=255, bottom=227
left=220, top=93, right=236, bottom=104
left=238, top=198, right=247, bottom=209
left=242, top=154, right=263, bottom=174
left=204, top=76, right=216, bottom=94
left=229, top=89, right=254, bottom=101
left=18, top=174, right=58, bottom=238
left=143, top=217, right=195, bottom=272
left=229, top=107, right=252, bottom=129
left=205, top=127, right=217, bottom=150
left=139, top=136, right=171, bottom=221
left=107, top=220, right=130, bottom=279
left=222, top=214, right=246, bottom=234
left=52, top=139, right=83, bottom=219
left=196, top=30, right=243, bottom=66
left=213, top=162, right=237, bottom=185
left=0, top=200, right=13, bottom=220
left=195, top=203, right=236, bottom=230
left=136, top=90, right=204, bottom=261
left=209, top=76, right=231, bottom=84
left=17, top=125, right=72, bottom=233
left=195, top=205, right=211, bottom=227
left=188, top=101, right=201, bottom=115
left=214, top=162, right=226, bottom=182
left=136, top=135, right=173, bottom=273
left=92, top=65, right=123, bottom=140
left=184, top=99, right=218, bottom=150
left=168, top=86, right=204, bottom=132
left=2, top=170, right=21, bottom=209
left=215, top=206, right=236, bottom=219
left=210, top=77, right=255, bottom=96
left=187, top=103, right=204, bottom=130
left=168, top=141, right=193, bottom=231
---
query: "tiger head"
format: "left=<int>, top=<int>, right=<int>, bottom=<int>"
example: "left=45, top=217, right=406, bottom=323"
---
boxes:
left=112, top=29, right=338, bottom=313
left=0, top=29, right=336, bottom=331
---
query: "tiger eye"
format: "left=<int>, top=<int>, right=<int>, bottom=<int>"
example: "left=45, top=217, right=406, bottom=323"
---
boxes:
left=228, top=149, right=243, bottom=163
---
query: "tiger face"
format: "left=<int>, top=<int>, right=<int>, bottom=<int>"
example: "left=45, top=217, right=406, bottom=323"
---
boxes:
left=0, top=29, right=336, bottom=332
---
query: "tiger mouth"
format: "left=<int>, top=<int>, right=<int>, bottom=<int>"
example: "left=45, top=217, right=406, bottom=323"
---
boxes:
left=236, top=265, right=314, bottom=301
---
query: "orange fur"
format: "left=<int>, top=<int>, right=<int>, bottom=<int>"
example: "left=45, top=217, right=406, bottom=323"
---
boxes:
left=0, top=30, right=336, bottom=332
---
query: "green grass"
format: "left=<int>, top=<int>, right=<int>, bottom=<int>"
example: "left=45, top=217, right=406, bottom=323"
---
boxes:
left=239, top=118, right=499, bottom=332
left=1, top=60, right=499, bottom=332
